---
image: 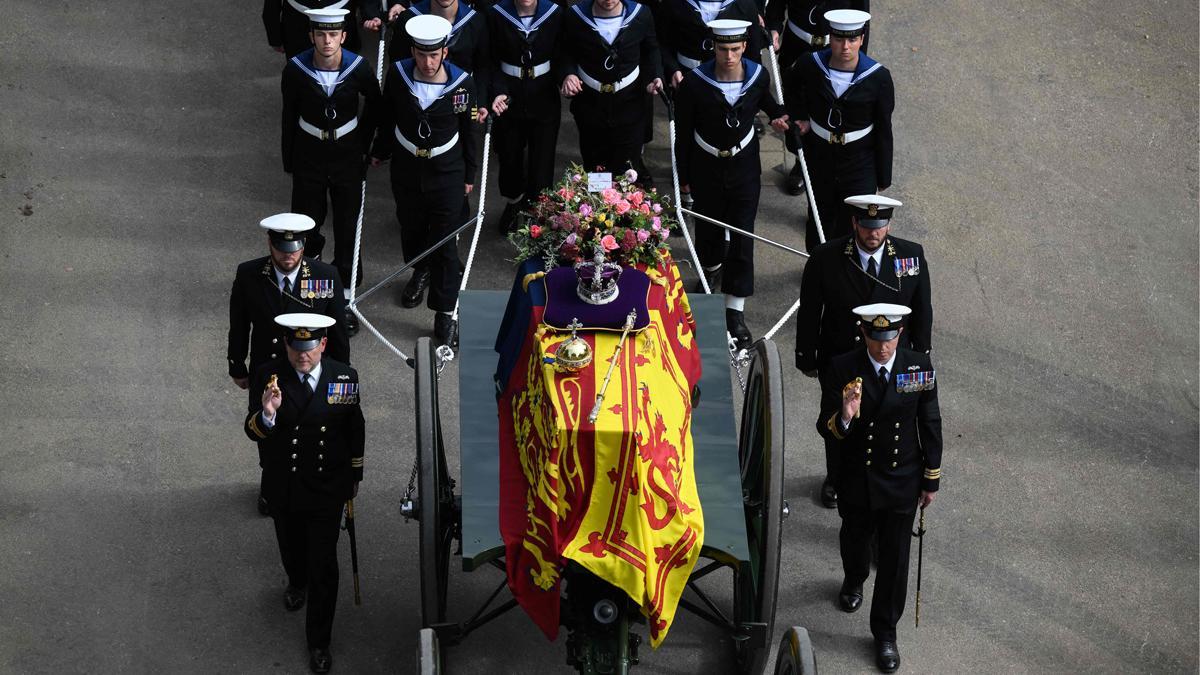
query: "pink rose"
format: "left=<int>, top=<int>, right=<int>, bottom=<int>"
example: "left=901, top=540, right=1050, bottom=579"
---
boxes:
left=614, top=200, right=631, bottom=215
left=628, top=191, right=644, bottom=206
left=636, top=229, right=650, bottom=243
left=600, top=234, right=619, bottom=252
left=529, top=224, right=542, bottom=239
left=638, top=203, right=651, bottom=215
left=652, top=203, right=662, bottom=214
left=651, top=217, right=662, bottom=230
left=557, top=187, right=576, bottom=201
left=572, top=173, right=582, bottom=182
left=601, top=188, right=621, bottom=205
left=565, top=232, right=577, bottom=245
left=579, top=203, right=593, bottom=217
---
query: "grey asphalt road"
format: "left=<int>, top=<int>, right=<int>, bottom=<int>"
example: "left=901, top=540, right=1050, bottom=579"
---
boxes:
left=1, top=0, right=1196, bottom=673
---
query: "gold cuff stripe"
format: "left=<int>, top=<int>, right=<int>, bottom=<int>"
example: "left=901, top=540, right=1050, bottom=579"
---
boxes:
left=351, top=458, right=364, bottom=466
left=826, top=413, right=846, bottom=440
left=248, top=413, right=267, bottom=440
left=923, top=468, right=941, bottom=479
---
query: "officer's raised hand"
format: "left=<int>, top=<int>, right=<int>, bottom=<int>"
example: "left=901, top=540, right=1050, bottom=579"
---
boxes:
left=560, top=74, right=583, bottom=97
left=646, top=77, right=664, bottom=95
left=491, top=95, right=509, bottom=116
left=769, top=114, right=790, bottom=133
left=262, top=376, right=283, bottom=417
left=840, top=378, right=861, bottom=425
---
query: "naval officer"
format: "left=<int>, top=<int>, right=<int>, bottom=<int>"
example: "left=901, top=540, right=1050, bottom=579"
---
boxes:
left=817, top=302, right=941, bottom=673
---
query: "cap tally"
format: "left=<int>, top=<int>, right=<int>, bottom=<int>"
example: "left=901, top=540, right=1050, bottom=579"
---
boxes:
left=825, top=9, right=870, bottom=38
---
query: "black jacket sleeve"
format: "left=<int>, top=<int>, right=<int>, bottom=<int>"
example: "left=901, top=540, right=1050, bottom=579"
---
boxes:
left=906, top=244, right=932, bottom=355
left=673, top=76, right=695, bottom=187
left=795, top=246, right=823, bottom=372
left=228, top=270, right=251, bottom=379
left=263, top=0, right=283, bottom=47
left=873, top=67, right=894, bottom=189
left=461, top=75, right=481, bottom=182
left=371, top=67, right=397, bottom=160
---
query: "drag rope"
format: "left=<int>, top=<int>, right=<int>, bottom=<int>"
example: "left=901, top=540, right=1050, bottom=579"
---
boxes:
left=762, top=41, right=825, bottom=246
left=659, top=91, right=712, bottom=296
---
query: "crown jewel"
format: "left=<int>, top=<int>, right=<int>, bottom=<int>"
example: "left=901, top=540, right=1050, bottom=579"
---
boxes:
left=575, top=245, right=623, bottom=305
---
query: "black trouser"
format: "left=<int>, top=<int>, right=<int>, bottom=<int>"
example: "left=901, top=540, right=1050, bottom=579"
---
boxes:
left=291, top=172, right=363, bottom=288
left=692, top=175, right=760, bottom=298
left=838, top=505, right=916, bottom=642
left=495, top=112, right=560, bottom=202
left=273, top=506, right=343, bottom=648
left=576, top=120, right=648, bottom=180
left=390, top=168, right=465, bottom=312
left=801, top=136, right=877, bottom=252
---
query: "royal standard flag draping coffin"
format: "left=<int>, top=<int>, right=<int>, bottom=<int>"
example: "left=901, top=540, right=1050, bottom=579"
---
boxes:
left=496, top=258, right=704, bottom=647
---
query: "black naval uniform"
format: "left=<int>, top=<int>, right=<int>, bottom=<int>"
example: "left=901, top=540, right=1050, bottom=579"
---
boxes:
left=228, top=256, right=352, bottom=385
left=675, top=59, right=783, bottom=298
left=372, top=59, right=480, bottom=312
left=229, top=256, right=351, bottom=494
left=796, top=234, right=931, bottom=493
left=656, top=0, right=765, bottom=83
left=264, top=0, right=363, bottom=58
left=282, top=47, right=383, bottom=288
left=784, top=48, right=893, bottom=251
left=487, top=0, right=564, bottom=207
left=817, top=346, right=941, bottom=643
left=245, top=357, right=365, bottom=652
left=764, top=0, right=866, bottom=163
left=558, top=0, right=662, bottom=177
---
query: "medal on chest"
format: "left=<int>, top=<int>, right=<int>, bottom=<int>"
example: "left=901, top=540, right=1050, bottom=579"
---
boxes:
left=327, top=382, right=360, bottom=404
left=452, top=88, right=469, bottom=114
left=894, top=370, right=935, bottom=393
left=299, top=279, right=334, bottom=299
left=893, top=257, right=920, bottom=277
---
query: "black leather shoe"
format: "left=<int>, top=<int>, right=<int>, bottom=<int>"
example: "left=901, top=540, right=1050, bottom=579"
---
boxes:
left=309, top=647, right=332, bottom=674
left=838, top=583, right=863, bottom=613
left=284, top=586, right=306, bottom=612
left=400, top=269, right=430, bottom=308
left=785, top=161, right=805, bottom=196
left=725, top=309, right=751, bottom=349
left=875, top=640, right=900, bottom=673
left=693, top=266, right=721, bottom=294
left=434, top=313, right=458, bottom=349
left=820, top=481, right=837, bottom=509
left=343, top=310, right=359, bottom=337
left=257, top=494, right=269, bottom=516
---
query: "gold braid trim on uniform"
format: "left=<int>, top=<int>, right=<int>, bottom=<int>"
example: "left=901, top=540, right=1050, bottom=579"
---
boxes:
left=827, top=413, right=847, bottom=440
left=351, top=457, right=364, bottom=467
left=923, top=468, right=941, bottom=479
left=248, top=412, right=268, bottom=439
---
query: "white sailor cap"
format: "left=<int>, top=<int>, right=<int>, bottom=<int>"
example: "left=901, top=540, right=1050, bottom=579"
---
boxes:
left=707, top=19, right=752, bottom=43
left=853, top=303, right=911, bottom=341
left=305, top=8, right=349, bottom=30
left=844, top=194, right=902, bottom=229
left=260, top=213, right=316, bottom=252
left=407, top=15, right=453, bottom=51
left=825, top=9, right=870, bottom=37
left=275, top=313, right=337, bottom=351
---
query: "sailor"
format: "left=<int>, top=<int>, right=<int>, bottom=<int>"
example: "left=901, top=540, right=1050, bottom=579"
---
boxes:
left=816, top=302, right=940, bottom=674
left=656, top=0, right=765, bottom=90
left=674, top=20, right=789, bottom=347
left=765, top=0, right=868, bottom=195
left=245, top=313, right=365, bottom=674
left=558, top=0, right=664, bottom=180
left=370, top=15, right=484, bottom=347
left=373, top=0, right=492, bottom=100
left=280, top=8, right=383, bottom=334
left=264, top=0, right=363, bottom=58
left=796, top=194, right=931, bottom=509
left=486, top=0, right=565, bottom=232
left=228, top=214, right=351, bottom=515
left=783, top=9, right=893, bottom=252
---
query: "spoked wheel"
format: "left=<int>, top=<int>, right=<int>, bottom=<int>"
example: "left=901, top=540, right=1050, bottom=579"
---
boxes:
left=733, top=339, right=786, bottom=674
left=417, top=627, right=442, bottom=675
left=772, top=626, right=816, bottom=675
left=415, top=337, right=456, bottom=626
